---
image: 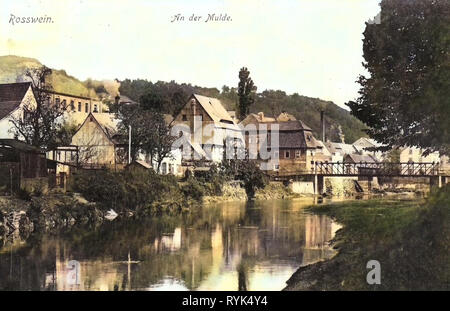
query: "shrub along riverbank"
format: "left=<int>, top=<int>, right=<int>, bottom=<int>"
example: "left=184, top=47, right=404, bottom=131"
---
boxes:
left=0, top=162, right=271, bottom=239
left=285, top=185, right=450, bottom=290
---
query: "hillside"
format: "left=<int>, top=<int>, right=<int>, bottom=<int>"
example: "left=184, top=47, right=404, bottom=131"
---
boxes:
left=0, top=55, right=97, bottom=98
left=0, top=55, right=367, bottom=143
left=119, top=79, right=368, bottom=144
left=251, top=92, right=368, bottom=144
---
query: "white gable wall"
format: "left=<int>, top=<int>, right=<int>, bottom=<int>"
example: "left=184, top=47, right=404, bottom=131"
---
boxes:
left=0, top=86, right=36, bottom=139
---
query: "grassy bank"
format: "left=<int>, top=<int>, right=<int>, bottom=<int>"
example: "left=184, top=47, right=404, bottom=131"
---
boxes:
left=285, top=186, right=450, bottom=290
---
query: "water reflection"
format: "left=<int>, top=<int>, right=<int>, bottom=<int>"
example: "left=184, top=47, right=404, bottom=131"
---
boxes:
left=0, top=199, right=340, bottom=291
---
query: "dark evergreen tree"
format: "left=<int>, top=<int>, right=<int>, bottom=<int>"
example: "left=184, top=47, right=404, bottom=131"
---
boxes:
left=237, top=67, right=257, bottom=120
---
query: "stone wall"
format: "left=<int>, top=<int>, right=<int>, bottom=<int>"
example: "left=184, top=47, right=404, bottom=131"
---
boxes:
left=289, top=181, right=314, bottom=194
left=324, top=177, right=358, bottom=197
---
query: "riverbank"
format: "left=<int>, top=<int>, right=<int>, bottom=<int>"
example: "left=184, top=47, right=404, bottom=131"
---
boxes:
left=284, top=186, right=450, bottom=290
left=0, top=177, right=292, bottom=240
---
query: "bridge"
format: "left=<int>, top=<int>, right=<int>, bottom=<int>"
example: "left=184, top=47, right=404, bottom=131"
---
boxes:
left=271, top=162, right=448, bottom=195
left=314, top=162, right=440, bottom=177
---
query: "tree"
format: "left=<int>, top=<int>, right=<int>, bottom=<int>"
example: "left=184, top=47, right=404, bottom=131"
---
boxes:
left=55, top=122, right=78, bottom=146
left=116, top=104, right=148, bottom=161
left=237, top=67, right=257, bottom=120
left=236, top=160, right=267, bottom=198
left=116, top=104, right=176, bottom=171
left=144, top=112, right=176, bottom=172
left=257, top=90, right=287, bottom=117
left=347, top=0, right=450, bottom=155
left=9, top=66, right=66, bottom=148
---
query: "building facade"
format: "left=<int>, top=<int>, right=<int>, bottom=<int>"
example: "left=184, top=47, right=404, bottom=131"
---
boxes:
left=70, top=113, right=127, bottom=170
left=239, top=112, right=321, bottom=175
left=0, top=82, right=37, bottom=139
left=172, top=94, right=241, bottom=165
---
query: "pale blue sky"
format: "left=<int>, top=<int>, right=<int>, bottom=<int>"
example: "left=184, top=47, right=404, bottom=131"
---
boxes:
left=0, top=0, right=381, bottom=108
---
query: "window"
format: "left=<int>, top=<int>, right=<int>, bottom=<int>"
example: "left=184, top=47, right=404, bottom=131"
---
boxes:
left=162, top=163, right=167, bottom=174
left=182, top=114, right=187, bottom=121
left=274, top=164, right=280, bottom=171
left=85, top=102, right=89, bottom=113
left=55, top=98, right=60, bottom=106
left=93, top=104, right=98, bottom=113
left=285, top=151, right=290, bottom=158
left=295, top=150, right=301, bottom=158
left=409, top=149, right=413, bottom=155
left=78, top=102, right=82, bottom=112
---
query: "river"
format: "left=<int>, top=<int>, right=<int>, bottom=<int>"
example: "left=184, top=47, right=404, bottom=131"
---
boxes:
left=0, top=198, right=342, bottom=291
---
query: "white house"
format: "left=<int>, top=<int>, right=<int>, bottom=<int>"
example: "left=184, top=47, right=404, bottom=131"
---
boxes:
left=399, top=147, right=440, bottom=163
left=172, top=94, right=242, bottom=164
left=352, top=137, right=386, bottom=162
left=0, top=82, right=36, bottom=139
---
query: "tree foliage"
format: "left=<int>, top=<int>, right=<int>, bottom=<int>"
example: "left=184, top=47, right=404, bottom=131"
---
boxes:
left=347, top=0, right=450, bottom=155
left=236, top=160, right=268, bottom=198
left=116, top=104, right=175, bottom=170
left=237, top=67, right=257, bottom=120
left=9, top=66, right=66, bottom=149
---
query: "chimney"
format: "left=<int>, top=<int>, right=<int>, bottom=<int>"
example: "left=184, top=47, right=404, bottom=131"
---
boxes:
left=320, top=110, right=325, bottom=142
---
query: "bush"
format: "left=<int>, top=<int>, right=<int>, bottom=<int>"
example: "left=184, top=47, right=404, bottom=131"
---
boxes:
left=181, top=177, right=206, bottom=201
left=16, top=188, right=32, bottom=201
left=236, top=160, right=268, bottom=198
left=71, top=167, right=184, bottom=215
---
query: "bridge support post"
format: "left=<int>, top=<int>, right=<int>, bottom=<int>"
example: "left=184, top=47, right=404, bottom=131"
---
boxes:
left=430, top=175, right=443, bottom=191
left=314, top=174, right=324, bottom=195
left=314, top=174, right=318, bottom=195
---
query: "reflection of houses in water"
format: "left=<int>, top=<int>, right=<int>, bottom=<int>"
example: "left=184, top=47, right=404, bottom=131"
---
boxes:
left=302, top=215, right=340, bottom=265
left=13, top=201, right=341, bottom=291
left=157, top=227, right=181, bottom=252
left=46, top=244, right=124, bottom=291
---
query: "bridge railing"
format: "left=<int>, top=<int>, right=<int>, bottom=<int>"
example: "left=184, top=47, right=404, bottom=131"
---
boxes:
left=315, top=162, right=440, bottom=176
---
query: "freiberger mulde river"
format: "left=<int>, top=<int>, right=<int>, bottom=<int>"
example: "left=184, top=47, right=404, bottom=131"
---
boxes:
left=0, top=199, right=342, bottom=291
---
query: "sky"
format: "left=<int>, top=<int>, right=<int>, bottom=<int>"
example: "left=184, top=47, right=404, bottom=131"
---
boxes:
left=0, top=0, right=382, bottom=108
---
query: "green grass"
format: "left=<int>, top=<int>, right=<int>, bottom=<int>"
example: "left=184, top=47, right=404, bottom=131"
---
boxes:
left=285, top=187, right=450, bottom=290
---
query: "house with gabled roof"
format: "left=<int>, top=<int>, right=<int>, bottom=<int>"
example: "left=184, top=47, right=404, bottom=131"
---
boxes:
left=324, top=141, right=358, bottom=158
left=70, top=112, right=127, bottom=169
left=172, top=94, right=242, bottom=164
left=0, top=82, right=36, bottom=139
left=352, top=137, right=387, bottom=161
left=239, top=112, right=322, bottom=175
